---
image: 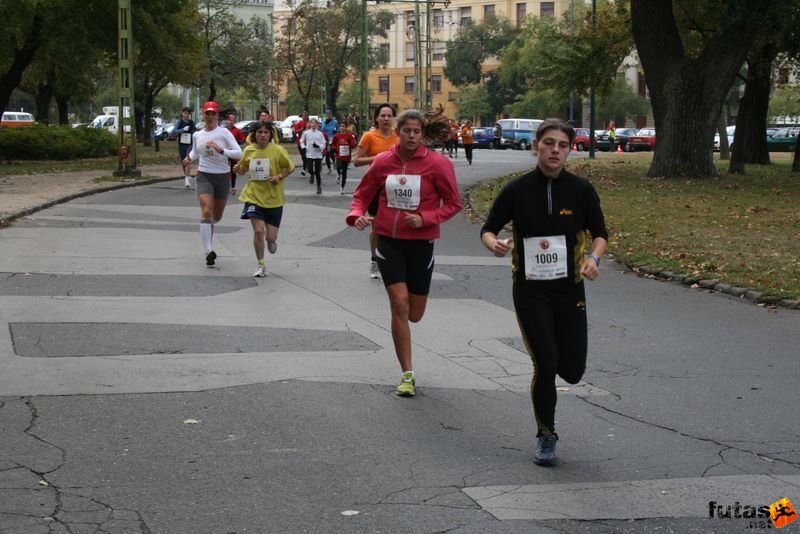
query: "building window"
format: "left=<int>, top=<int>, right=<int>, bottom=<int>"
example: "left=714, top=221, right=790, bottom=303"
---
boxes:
left=540, top=2, right=554, bottom=18
left=432, top=42, right=446, bottom=61
left=516, top=3, right=526, bottom=27
left=484, top=4, right=495, bottom=20
left=379, top=76, right=389, bottom=94
left=379, top=43, right=390, bottom=64
left=460, top=7, right=471, bottom=26
left=406, top=10, right=415, bottom=29
left=404, top=76, right=416, bottom=94
left=380, top=18, right=391, bottom=30
left=405, top=42, right=415, bottom=61
left=433, top=9, right=443, bottom=28
left=637, top=72, right=648, bottom=98
left=431, top=75, right=442, bottom=93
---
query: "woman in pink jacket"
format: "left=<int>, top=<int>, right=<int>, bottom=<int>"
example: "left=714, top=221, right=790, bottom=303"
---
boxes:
left=347, top=108, right=462, bottom=397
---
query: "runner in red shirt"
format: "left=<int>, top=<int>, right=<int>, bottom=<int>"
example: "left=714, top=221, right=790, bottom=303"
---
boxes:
left=330, top=122, right=357, bottom=194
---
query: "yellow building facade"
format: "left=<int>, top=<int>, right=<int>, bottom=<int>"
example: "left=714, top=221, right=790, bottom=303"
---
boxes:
left=272, top=0, right=575, bottom=123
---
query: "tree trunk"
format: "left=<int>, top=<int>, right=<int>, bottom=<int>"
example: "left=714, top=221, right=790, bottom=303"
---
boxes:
left=208, top=78, right=217, bottom=102
left=0, top=9, right=45, bottom=121
left=792, top=139, right=800, bottom=172
left=326, top=84, right=339, bottom=118
left=631, top=0, right=763, bottom=178
left=718, top=116, right=730, bottom=160
left=729, top=41, right=776, bottom=174
left=34, top=82, right=54, bottom=125
left=56, top=95, right=69, bottom=125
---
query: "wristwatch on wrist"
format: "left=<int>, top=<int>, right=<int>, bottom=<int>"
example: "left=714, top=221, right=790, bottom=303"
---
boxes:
left=591, top=255, right=601, bottom=266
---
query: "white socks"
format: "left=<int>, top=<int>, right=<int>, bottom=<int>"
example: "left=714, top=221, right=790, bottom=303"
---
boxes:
left=200, top=222, right=213, bottom=252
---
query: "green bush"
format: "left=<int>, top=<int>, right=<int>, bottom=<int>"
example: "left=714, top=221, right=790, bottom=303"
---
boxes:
left=0, top=125, right=117, bottom=160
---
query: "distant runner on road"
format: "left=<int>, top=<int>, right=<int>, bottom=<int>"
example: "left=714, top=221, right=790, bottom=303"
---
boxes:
left=480, top=118, right=608, bottom=467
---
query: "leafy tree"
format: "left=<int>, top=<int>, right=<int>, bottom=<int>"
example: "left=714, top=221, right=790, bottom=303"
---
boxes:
left=274, top=0, right=392, bottom=116
left=133, top=0, right=205, bottom=142
left=443, top=18, right=518, bottom=87
left=729, top=3, right=800, bottom=173
left=631, top=0, right=774, bottom=177
left=198, top=0, right=274, bottom=102
left=0, top=0, right=47, bottom=122
left=504, top=88, right=565, bottom=118
left=598, top=76, right=649, bottom=125
left=337, top=81, right=372, bottom=117
left=769, top=83, right=800, bottom=122
left=729, top=40, right=777, bottom=171
left=455, top=83, right=491, bottom=123
left=499, top=1, right=632, bottom=101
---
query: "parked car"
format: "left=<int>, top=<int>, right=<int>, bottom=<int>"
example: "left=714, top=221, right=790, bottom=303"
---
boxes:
left=573, top=128, right=590, bottom=151
left=1, top=111, right=35, bottom=128
left=458, top=127, right=493, bottom=148
left=234, top=120, right=260, bottom=138
left=713, top=125, right=736, bottom=151
left=597, top=127, right=638, bottom=151
left=280, top=114, right=320, bottom=142
left=496, top=118, right=543, bottom=150
left=766, top=127, right=798, bottom=152
left=627, top=128, right=657, bottom=151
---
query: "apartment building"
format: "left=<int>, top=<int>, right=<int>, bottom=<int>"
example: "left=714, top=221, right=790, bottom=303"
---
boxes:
left=370, top=0, right=574, bottom=120
left=272, top=0, right=576, bottom=120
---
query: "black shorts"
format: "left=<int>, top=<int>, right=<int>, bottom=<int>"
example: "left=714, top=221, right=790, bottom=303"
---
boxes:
left=179, top=143, right=191, bottom=160
left=375, top=236, right=435, bottom=295
left=240, top=203, right=283, bottom=228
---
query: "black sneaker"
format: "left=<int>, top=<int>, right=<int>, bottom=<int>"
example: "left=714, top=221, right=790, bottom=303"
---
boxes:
left=205, top=250, right=217, bottom=266
left=534, top=434, right=558, bottom=466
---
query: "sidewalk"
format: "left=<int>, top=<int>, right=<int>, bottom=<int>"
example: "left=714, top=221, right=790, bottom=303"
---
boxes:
left=0, top=164, right=180, bottom=225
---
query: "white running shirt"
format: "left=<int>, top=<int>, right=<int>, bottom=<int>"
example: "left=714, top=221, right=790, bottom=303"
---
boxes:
left=189, top=126, right=243, bottom=174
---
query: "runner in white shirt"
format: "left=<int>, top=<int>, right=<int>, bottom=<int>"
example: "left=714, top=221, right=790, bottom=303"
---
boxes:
left=183, top=101, right=243, bottom=266
left=300, top=118, right=327, bottom=194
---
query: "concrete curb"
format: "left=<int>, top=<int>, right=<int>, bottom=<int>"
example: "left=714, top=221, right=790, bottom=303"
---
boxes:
left=0, top=175, right=179, bottom=227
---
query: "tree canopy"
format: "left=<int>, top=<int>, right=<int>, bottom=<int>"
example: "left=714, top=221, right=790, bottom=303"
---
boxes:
left=631, top=0, right=774, bottom=177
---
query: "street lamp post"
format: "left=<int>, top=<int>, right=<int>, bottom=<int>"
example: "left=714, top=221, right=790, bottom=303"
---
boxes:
left=361, top=0, right=369, bottom=136
left=114, top=0, right=140, bottom=177
left=588, top=0, right=596, bottom=159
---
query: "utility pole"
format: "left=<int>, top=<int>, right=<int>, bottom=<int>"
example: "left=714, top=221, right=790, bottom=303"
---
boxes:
left=424, top=0, right=432, bottom=110
left=589, top=0, right=597, bottom=159
left=414, top=0, right=422, bottom=108
left=115, top=0, right=140, bottom=177
left=361, top=0, right=369, bottom=135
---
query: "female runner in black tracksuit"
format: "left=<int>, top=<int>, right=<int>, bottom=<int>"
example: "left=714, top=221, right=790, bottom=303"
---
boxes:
left=481, top=118, right=608, bottom=467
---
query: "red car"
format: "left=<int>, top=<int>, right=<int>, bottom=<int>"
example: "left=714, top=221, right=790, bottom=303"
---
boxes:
left=573, top=128, right=591, bottom=151
left=627, top=128, right=656, bottom=151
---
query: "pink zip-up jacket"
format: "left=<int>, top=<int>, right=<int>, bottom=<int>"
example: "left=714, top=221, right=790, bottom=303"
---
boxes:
left=346, top=143, right=462, bottom=240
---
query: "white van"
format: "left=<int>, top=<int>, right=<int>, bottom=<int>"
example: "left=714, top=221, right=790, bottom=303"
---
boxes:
left=1, top=111, right=35, bottom=128
left=90, top=114, right=132, bottom=135
left=496, top=118, right=543, bottom=150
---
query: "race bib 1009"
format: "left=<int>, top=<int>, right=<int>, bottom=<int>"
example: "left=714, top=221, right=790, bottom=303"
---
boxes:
left=523, top=235, right=568, bottom=280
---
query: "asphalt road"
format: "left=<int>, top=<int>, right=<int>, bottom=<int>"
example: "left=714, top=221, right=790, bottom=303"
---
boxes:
left=1, top=147, right=798, bottom=533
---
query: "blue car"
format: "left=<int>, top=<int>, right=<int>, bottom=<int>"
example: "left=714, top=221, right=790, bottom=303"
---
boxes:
left=460, top=127, right=494, bottom=149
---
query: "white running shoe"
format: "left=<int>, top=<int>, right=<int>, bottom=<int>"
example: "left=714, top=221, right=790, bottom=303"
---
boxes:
left=253, top=265, right=267, bottom=278
left=369, top=260, right=380, bottom=279
left=267, top=240, right=277, bottom=254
